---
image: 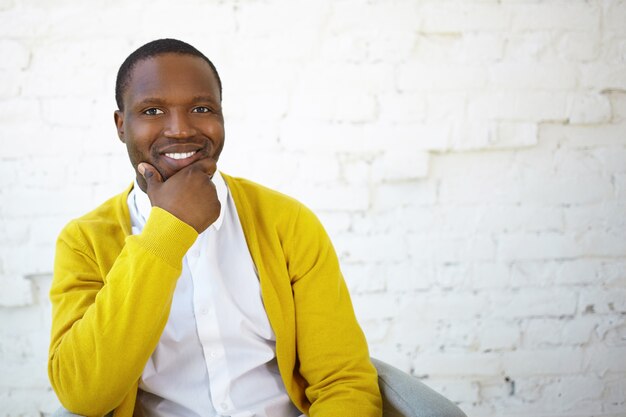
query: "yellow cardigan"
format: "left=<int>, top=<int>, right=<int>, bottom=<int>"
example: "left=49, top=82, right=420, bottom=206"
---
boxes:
left=49, top=174, right=382, bottom=417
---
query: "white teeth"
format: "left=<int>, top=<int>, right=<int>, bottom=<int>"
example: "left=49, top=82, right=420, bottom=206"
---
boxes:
left=165, top=151, right=196, bottom=160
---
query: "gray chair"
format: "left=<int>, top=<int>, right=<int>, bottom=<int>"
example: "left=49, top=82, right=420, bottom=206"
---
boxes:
left=53, top=359, right=467, bottom=417
left=372, top=358, right=467, bottom=417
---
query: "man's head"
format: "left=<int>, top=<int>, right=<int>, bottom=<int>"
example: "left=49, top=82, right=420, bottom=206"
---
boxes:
left=114, top=39, right=225, bottom=192
left=115, top=38, right=222, bottom=111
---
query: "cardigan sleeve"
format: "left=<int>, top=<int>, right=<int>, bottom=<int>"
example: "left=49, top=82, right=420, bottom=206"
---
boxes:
left=286, top=205, right=382, bottom=417
left=48, top=207, right=197, bottom=416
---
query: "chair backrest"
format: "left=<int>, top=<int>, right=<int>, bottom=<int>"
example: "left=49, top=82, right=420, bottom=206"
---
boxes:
left=372, top=358, right=467, bottom=417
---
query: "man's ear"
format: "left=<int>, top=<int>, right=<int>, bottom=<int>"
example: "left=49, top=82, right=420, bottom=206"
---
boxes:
left=114, top=110, right=125, bottom=143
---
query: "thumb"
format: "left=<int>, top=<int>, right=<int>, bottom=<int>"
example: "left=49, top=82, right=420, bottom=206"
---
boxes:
left=137, top=162, right=163, bottom=188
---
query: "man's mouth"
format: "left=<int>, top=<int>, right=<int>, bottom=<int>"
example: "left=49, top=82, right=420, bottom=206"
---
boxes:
left=164, top=151, right=197, bottom=160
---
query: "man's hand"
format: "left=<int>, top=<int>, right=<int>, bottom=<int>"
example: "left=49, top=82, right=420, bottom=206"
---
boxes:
left=138, top=159, right=221, bottom=234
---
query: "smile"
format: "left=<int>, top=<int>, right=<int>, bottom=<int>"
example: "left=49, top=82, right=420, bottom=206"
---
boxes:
left=164, top=151, right=196, bottom=160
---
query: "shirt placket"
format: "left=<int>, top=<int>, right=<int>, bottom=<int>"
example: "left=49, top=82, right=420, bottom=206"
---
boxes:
left=190, top=230, right=234, bottom=416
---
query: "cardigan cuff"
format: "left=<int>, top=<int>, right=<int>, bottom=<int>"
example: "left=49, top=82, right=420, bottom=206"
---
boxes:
left=136, top=207, right=198, bottom=267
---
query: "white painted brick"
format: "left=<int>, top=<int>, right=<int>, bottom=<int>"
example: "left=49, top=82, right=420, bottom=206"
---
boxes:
left=542, top=375, right=605, bottom=414
left=539, top=122, right=626, bottom=148
left=509, top=3, right=601, bottom=32
left=339, top=155, right=372, bottom=186
left=556, top=32, right=601, bottom=62
left=502, top=348, right=584, bottom=376
left=377, top=123, right=452, bottom=152
left=419, top=3, right=511, bottom=32
left=583, top=345, right=626, bottom=374
left=293, top=62, right=394, bottom=96
left=411, top=34, right=462, bottom=63
left=377, top=92, right=427, bottom=124
left=438, top=171, right=522, bottom=205
left=579, top=289, right=626, bottom=315
left=396, top=63, right=487, bottom=92
left=351, top=292, right=401, bottom=321
left=603, top=376, right=626, bottom=414
left=412, top=352, right=502, bottom=377
left=450, top=121, right=538, bottom=150
left=568, top=93, right=612, bottom=125
left=579, top=230, right=626, bottom=258
left=449, top=33, right=506, bottom=64
left=492, top=288, right=578, bottom=319
left=0, top=39, right=29, bottom=71
left=401, top=290, right=490, bottom=321
left=602, top=261, right=626, bottom=288
left=279, top=120, right=383, bottom=153
left=498, top=232, right=584, bottom=261
left=331, top=2, right=420, bottom=36
left=371, top=150, right=429, bottom=182
left=565, top=203, right=626, bottom=238
left=409, top=234, right=496, bottom=263
left=333, top=232, right=407, bottom=263
left=605, top=0, right=626, bottom=36
left=0, top=387, right=60, bottom=416
left=502, top=32, right=552, bottom=61
left=223, top=92, right=289, bottom=123
left=477, top=320, right=520, bottom=351
left=488, top=63, right=578, bottom=90
left=0, top=275, right=33, bottom=307
left=341, top=263, right=387, bottom=294
left=509, top=260, right=564, bottom=288
left=288, top=91, right=377, bottom=123
left=373, top=182, right=438, bottom=211
left=434, top=262, right=473, bottom=290
left=608, top=92, right=626, bottom=123
left=284, top=182, right=369, bottom=212
left=367, top=32, right=415, bottom=64
left=523, top=317, right=597, bottom=348
left=580, top=64, right=626, bottom=91
left=386, top=318, right=440, bottom=350
left=471, top=262, right=511, bottom=290
left=386, top=262, right=434, bottom=292
left=424, top=92, right=466, bottom=121
left=520, top=171, right=614, bottom=206
left=467, top=92, right=571, bottom=122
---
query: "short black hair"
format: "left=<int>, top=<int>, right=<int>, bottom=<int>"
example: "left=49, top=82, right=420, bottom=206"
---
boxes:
left=115, top=38, right=222, bottom=110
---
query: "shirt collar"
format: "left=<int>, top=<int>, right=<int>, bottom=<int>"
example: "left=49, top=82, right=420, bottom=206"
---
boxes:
left=133, top=170, right=228, bottom=232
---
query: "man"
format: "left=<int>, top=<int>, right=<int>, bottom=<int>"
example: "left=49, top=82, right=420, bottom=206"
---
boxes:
left=48, top=39, right=382, bottom=417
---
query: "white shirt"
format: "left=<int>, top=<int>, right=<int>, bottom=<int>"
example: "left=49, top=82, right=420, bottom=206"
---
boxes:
left=127, top=172, right=303, bottom=417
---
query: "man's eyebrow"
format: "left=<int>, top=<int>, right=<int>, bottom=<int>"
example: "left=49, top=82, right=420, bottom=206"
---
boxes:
left=134, top=96, right=219, bottom=106
left=190, top=95, right=219, bottom=103
left=135, top=97, right=166, bottom=106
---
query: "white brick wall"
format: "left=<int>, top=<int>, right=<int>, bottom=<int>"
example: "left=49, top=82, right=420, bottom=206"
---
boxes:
left=1, top=0, right=625, bottom=416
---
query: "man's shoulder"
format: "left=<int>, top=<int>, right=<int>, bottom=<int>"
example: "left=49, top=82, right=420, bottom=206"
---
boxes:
left=223, top=174, right=303, bottom=213
left=59, top=185, right=132, bottom=243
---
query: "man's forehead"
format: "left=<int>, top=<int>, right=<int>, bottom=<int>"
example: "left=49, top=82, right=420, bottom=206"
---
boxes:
left=125, top=53, right=220, bottom=98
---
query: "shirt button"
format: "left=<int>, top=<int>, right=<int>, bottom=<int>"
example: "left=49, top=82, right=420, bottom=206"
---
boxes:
left=220, top=403, right=228, bottom=411
left=200, top=308, right=208, bottom=315
left=210, top=351, right=217, bottom=358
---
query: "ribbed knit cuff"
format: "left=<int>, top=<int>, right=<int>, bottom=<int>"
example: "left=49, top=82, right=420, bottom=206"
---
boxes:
left=137, top=207, right=198, bottom=267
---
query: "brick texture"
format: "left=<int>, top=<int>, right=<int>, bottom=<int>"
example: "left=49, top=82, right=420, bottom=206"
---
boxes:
left=1, top=0, right=625, bottom=416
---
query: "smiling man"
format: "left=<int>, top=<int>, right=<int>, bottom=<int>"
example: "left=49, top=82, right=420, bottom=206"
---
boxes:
left=48, top=39, right=382, bottom=417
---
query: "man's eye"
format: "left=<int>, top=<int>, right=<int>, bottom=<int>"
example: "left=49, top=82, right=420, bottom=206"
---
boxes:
left=192, top=106, right=211, bottom=113
left=143, top=108, right=163, bottom=115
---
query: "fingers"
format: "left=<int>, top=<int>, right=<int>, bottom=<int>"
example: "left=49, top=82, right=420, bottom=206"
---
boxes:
left=138, top=162, right=164, bottom=187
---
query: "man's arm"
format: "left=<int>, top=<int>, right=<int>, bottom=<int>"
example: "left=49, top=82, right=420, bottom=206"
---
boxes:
left=49, top=208, right=197, bottom=415
left=286, top=205, right=382, bottom=417
left=49, top=159, right=219, bottom=414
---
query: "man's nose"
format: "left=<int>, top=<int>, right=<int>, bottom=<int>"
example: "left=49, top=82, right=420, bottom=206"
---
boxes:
left=163, top=111, right=197, bottom=138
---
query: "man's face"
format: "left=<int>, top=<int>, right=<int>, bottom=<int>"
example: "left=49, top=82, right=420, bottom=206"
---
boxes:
left=114, top=53, right=225, bottom=192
